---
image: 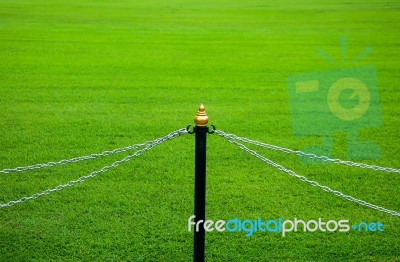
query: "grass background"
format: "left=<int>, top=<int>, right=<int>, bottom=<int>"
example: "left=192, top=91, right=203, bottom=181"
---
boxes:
left=0, top=0, right=399, bottom=260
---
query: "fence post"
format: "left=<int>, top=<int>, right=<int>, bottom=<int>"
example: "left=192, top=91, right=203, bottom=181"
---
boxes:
left=188, top=104, right=214, bottom=262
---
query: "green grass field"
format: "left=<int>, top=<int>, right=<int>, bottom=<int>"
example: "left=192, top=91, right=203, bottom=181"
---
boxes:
left=1, top=0, right=400, bottom=260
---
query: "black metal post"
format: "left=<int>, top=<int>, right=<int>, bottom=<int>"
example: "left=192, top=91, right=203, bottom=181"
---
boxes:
left=187, top=104, right=214, bottom=262
left=194, top=125, right=207, bottom=262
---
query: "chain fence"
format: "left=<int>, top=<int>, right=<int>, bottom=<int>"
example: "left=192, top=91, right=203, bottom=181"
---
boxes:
left=216, top=130, right=400, bottom=218
left=0, top=128, right=187, bottom=209
left=217, top=131, right=400, bottom=174
left=2, top=126, right=399, bottom=217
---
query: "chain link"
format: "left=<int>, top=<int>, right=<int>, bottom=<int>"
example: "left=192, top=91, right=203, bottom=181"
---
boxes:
left=216, top=130, right=400, bottom=174
left=216, top=130, right=400, bottom=217
left=0, top=128, right=187, bottom=209
left=0, top=136, right=169, bottom=175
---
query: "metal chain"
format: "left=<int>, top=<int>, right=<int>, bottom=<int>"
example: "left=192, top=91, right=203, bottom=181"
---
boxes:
left=0, top=128, right=187, bottom=209
left=216, top=130, right=400, bottom=217
left=0, top=136, right=163, bottom=175
left=216, top=130, right=400, bottom=174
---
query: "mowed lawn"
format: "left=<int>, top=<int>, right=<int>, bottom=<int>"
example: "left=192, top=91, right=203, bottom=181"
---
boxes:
left=1, top=0, right=400, bottom=261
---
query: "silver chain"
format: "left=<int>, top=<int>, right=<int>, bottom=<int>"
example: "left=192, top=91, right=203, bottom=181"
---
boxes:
left=0, top=128, right=187, bottom=209
left=216, top=130, right=400, bottom=217
left=216, top=131, right=400, bottom=174
left=0, top=137, right=162, bottom=175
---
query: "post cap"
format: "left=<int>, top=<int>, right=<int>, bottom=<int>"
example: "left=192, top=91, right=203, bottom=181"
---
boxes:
left=194, top=104, right=208, bottom=126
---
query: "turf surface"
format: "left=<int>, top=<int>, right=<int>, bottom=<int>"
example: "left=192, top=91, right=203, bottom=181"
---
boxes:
left=0, top=0, right=399, bottom=260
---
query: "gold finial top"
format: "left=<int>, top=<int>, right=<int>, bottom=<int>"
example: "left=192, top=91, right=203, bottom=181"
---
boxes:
left=194, top=104, right=208, bottom=126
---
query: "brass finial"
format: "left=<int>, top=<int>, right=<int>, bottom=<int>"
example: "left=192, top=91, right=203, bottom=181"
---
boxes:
left=194, top=104, right=208, bottom=126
